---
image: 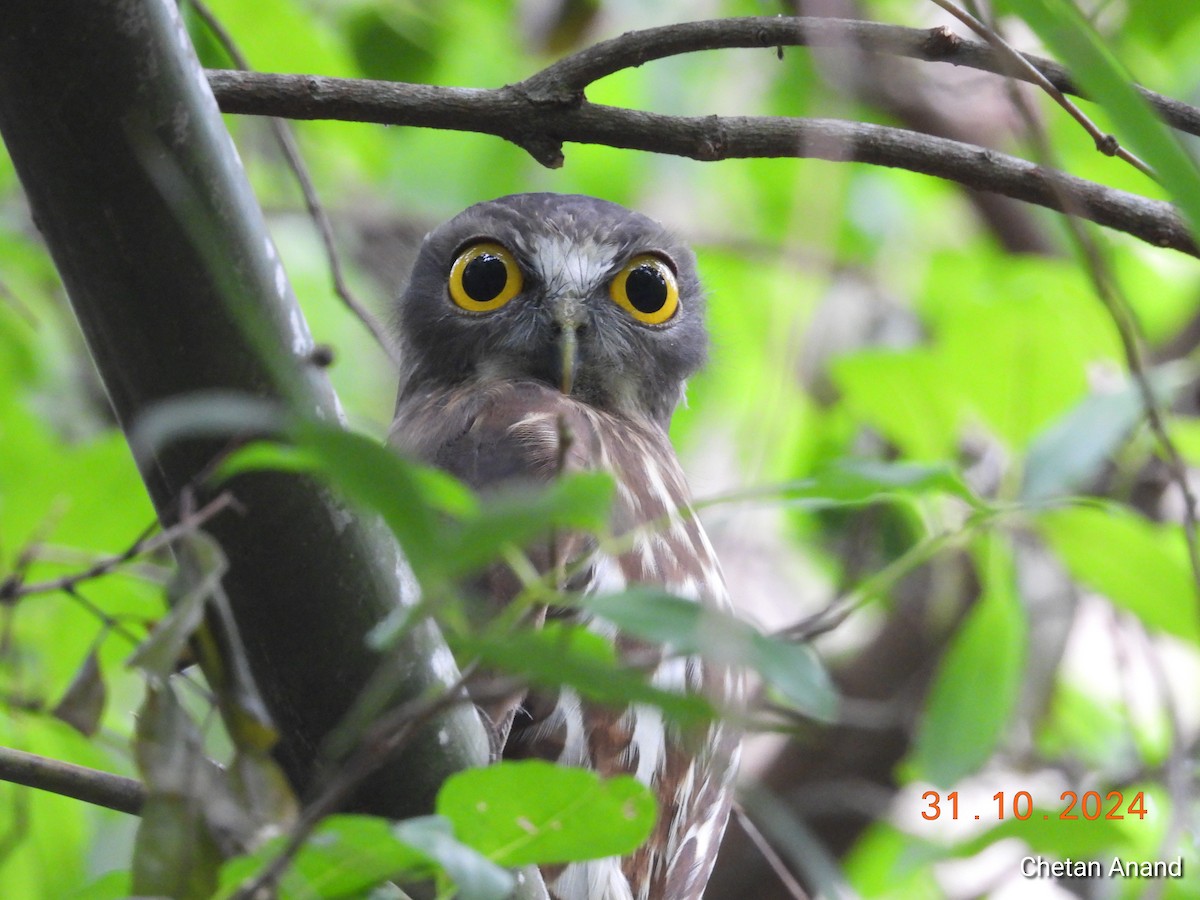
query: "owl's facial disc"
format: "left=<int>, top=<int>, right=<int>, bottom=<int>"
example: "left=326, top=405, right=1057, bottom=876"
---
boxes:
left=397, top=194, right=709, bottom=427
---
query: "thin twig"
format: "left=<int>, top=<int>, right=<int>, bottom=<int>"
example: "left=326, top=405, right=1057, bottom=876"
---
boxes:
left=926, top=0, right=1155, bottom=178
left=779, top=518, right=980, bottom=642
left=732, top=803, right=810, bottom=900
left=232, top=668, right=482, bottom=898
left=2, top=492, right=236, bottom=601
left=1134, top=622, right=1193, bottom=900
left=0, top=745, right=145, bottom=816
left=984, top=22, right=1199, bottom=883
left=187, top=0, right=399, bottom=367
left=984, top=18, right=1200, bottom=619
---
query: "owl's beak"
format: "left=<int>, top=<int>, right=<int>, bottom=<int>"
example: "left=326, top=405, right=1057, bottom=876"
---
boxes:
left=559, top=325, right=577, bottom=395
left=552, top=296, right=583, bottom=395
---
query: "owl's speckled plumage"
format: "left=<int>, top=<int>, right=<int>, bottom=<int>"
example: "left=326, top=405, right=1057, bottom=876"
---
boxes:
left=390, top=194, right=741, bottom=900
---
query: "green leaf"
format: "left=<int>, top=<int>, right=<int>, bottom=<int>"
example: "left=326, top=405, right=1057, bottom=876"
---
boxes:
left=51, top=647, right=107, bottom=737
left=130, top=392, right=286, bottom=461
left=1036, top=684, right=1150, bottom=772
left=437, top=761, right=656, bottom=867
left=953, top=811, right=1133, bottom=862
left=802, top=459, right=978, bottom=507
left=287, top=421, right=465, bottom=585
left=392, top=816, right=514, bottom=900
left=232, top=420, right=613, bottom=588
left=998, top=0, right=1200, bottom=235
left=216, top=815, right=434, bottom=900
left=131, top=680, right=231, bottom=900
left=584, top=590, right=838, bottom=722
left=703, top=460, right=979, bottom=512
left=1038, top=505, right=1199, bottom=642
left=68, top=870, right=132, bottom=900
left=907, top=538, right=1026, bottom=786
left=843, top=824, right=944, bottom=895
left=133, top=683, right=261, bottom=853
left=1022, top=384, right=1143, bottom=501
left=127, top=532, right=226, bottom=678
left=448, top=471, right=615, bottom=576
left=133, top=682, right=212, bottom=793
left=457, top=621, right=712, bottom=726
left=1022, top=366, right=1188, bottom=501
left=132, top=796, right=223, bottom=900
left=831, top=352, right=960, bottom=460
left=226, top=748, right=300, bottom=841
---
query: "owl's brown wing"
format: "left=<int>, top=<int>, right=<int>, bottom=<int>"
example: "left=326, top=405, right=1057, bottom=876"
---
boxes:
left=391, top=378, right=741, bottom=900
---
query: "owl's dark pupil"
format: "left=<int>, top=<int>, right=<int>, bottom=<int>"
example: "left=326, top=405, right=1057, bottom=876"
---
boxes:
left=626, top=265, right=667, bottom=314
left=462, top=254, right=508, bottom=303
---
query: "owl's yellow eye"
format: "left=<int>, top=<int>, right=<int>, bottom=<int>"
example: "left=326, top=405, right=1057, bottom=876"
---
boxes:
left=448, top=242, right=523, bottom=312
left=609, top=255, right=678, bottom=325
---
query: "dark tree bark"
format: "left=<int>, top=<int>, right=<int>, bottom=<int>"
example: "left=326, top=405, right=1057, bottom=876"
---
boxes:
left=0, top=0, right=487, bottom=818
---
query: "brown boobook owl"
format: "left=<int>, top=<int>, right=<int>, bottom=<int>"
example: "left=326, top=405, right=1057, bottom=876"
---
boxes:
left=390, top=193, right=741, bottom=900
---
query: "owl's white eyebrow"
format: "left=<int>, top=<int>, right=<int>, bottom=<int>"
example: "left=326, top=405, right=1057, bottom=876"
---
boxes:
left=527, top=233, right=619, bottom=293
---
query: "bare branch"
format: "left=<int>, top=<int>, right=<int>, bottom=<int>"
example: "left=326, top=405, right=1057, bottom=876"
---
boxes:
left=510, top=17, right=1200, bottom=138
left=992, top=45, right=1200, bottom=623
left=207, top=71, right=1196, bottom=257
left=0, top=745, right=145, bottom=816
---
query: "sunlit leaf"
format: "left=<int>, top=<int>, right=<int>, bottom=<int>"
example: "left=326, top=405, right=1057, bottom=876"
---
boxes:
left=843, top=823, right=944, bottom=895
left=1036, top=684, right=1153, bottom=773
left=912, top=254, right=1126, bottom=458
left=831, top=351, right=959, bottom=460
left=69, top=870, right=133, bottom=900
left=437, top=761, right=656, bottom=866
left=1038, top=505, right=1199, bottom=642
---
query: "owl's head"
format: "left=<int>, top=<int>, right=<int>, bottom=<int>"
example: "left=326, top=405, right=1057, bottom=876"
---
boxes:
left=394, top=193, right=707, bottom=428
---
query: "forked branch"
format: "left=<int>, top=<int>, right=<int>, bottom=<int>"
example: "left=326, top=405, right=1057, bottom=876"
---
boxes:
left=206, top=16, right=1200, bottom=257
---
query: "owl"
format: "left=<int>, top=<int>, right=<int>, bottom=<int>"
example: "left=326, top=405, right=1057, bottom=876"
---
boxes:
left=389, top=193, right=741, bottom=900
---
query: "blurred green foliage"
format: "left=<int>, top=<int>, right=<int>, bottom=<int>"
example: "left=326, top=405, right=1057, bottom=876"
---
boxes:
left=2, top=0, right=1200, bottom=897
